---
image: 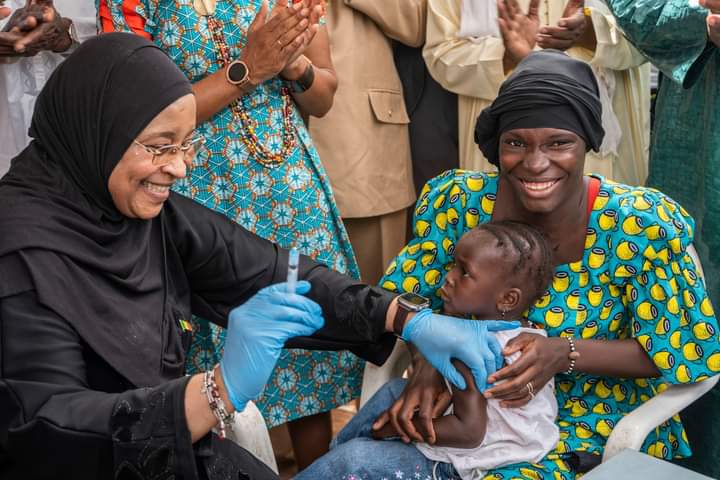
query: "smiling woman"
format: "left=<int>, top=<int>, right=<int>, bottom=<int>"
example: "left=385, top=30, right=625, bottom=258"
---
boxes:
left=108, top=94, right=197, bottom=219
left=0, top=33, right=376, bottom=480
left=497, top=128, right=587, bottom=215
left=0, top=33, right=522, bottom=480
left=298, top=50, right=719, bottom=480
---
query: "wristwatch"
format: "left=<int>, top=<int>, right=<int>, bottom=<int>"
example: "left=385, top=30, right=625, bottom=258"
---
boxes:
left=393, top=292, right=430, bottom=337
left=283, top=57, right=315, bottom=93
left=226, top=60, right=251, bottom=88
left=56, top=18, right=80, bottom=55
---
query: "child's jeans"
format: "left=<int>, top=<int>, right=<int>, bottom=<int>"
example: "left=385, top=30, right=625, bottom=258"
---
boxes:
left=293, top=378, right=460, bottom=480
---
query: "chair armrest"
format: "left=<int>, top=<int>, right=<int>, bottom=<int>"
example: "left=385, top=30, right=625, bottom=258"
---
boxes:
left=603, top=243, right=712, bottom=461
left=687, top=244, right=705, bottom=280
left=603, top=376, right=719, bottom=462
left=360, top=340, right=412, bottom=408
left=227, top=401, right=279, bottom=474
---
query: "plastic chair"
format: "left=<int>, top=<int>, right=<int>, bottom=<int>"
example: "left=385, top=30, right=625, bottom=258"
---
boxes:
left=360, top=244, right=719, bottom=464
left=603, top=244, right=717, bottom=461
left=227, top=401, right=279, bottom=474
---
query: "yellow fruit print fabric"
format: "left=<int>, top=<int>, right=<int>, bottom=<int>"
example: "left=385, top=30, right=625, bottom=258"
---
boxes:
left=380, top=170, right=719, bottom=479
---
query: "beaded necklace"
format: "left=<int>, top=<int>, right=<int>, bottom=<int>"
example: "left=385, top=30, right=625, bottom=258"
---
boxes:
left=205, top=6, right=297, bottom=167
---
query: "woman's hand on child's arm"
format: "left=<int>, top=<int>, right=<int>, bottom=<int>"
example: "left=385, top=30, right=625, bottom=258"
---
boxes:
left=371, top=353, right=451, bottom=444
left=372, top=361, right=488, bottom=448
left=485, top=334, right=662, bottom=407
left=484, top=333, right=566, bottom=407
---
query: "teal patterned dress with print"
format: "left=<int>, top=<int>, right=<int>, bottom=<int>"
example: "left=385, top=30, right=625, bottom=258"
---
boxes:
left=601, top=2, right=720, bottom=474
left=101, top=0, right=363, bottom=427
left=380, top=170, right=719, bottom=479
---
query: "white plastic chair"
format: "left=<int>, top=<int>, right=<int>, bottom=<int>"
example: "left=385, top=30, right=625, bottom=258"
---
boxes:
left=360, top=339, right=412, bottom=408
left=602, top=374, right=719, bottom=461
left=360, top=244, right=719, bottom=465
left=603, top=244, right=717, bottom=461
left=227, top=401, right=279, bottom=474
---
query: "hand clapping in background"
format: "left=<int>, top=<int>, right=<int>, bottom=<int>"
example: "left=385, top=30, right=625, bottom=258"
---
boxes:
left=0, top=0, right=73, bottom=56
left=700, top=0, right=720, bottom=47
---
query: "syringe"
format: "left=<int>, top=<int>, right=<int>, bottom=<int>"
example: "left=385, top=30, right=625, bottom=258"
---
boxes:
left=286, top=248, right=299, bottom=293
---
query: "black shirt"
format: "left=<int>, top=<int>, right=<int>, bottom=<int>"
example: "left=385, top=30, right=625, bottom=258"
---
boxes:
left=0, top=193, right=396, bottom=480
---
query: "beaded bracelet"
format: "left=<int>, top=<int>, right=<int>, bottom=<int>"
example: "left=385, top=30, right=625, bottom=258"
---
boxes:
left=565, top=336, right=579, bottom=375
left=201, top=365, right=235, bottom=439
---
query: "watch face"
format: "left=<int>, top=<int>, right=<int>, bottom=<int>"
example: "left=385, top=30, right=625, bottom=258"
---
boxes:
left=399, top=292, right=430, bottom=309
left=228, top=62, right=248, bottom=83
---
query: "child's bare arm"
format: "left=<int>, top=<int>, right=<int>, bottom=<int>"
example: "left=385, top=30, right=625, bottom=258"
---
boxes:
left=373, top=360, right=488, bottom=448
left=426, top=360, right=488, bottom=448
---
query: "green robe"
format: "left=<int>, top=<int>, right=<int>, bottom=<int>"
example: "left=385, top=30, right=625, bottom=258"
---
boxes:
left=606, top=1, right=720, bottom=476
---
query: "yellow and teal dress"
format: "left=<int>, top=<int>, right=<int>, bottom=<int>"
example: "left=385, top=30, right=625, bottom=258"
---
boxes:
left=603, top=1, right=720, bottom=474
left=380, top=170, right=719, bottom=479
left=100, top=0, right=363, bottom=427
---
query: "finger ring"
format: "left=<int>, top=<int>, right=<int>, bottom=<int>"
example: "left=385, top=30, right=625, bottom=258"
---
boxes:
left=526, top=382, right=534, bottom=396
left=276, top=39, right=283, bottom=47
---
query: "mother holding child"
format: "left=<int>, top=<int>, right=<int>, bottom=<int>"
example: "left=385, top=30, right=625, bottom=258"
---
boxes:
left=297, top=50, right=719, bottom=479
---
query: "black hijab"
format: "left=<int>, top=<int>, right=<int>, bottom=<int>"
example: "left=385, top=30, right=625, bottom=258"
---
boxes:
left=474, top=49, right=604, bottom=166
left=0, top=33, right=193, bottom=387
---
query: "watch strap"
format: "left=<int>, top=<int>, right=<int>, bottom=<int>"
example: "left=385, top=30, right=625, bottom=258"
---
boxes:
left=56, top=18, right=79, bottom=55
left=285, top=59, right=315, bottom=93
left=393, top=303, right=410, bottom=338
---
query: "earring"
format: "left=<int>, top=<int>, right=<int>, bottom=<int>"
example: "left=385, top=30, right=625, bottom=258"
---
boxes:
left=500, top=309, right=506, bottom=320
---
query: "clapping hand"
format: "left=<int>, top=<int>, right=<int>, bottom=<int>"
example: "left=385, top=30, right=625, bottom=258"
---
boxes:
left=240, top=0, right=312, bottom=85
left=0, top=0, right=72, bottom=57
left=536, top=0, right=596, bottom=51
left=1, top=3, right=11, bottom=21
left=279, top=0, right=323, bottom=74
left=700, top=0, right=720, bottom=47
left=497, top=0, right=540, bottom=72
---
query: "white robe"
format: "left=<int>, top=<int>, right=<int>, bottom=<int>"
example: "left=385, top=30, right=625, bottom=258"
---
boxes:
left=0, top=1, right=96, bottom=177
left=423, top=0, right=651, bottom=186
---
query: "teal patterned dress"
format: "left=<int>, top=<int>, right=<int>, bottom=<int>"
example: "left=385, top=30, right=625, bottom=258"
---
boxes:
left=380, top=170, right=719, bottom=479
left=100, top=0, right=364, bottom=427
left=594, top=1, right=720, bottom=475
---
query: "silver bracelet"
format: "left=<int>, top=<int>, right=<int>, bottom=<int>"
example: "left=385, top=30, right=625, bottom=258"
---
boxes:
left=201, top=365, right=235, bottom=439
left=564, top=336, right=578, bottom=375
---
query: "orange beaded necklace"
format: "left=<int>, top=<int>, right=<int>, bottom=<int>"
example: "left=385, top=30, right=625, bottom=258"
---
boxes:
left=206, top=10, right=297, bottom=167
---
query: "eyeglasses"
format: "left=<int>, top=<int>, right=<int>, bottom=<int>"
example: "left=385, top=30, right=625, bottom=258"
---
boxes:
left=133, top=136, right=205, bottom=166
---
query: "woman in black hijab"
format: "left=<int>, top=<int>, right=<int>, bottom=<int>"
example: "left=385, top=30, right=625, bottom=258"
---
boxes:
left=0, top=33, right=517, bottom=479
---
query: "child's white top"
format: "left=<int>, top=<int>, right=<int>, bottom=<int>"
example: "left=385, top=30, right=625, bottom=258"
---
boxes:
left=415, top=327, right=559, bottom=480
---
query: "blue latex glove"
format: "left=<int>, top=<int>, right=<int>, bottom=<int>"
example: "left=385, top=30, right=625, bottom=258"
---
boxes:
left=220, top=281, right=324, bottom=411
left=401, top=309, right=519, bottom=391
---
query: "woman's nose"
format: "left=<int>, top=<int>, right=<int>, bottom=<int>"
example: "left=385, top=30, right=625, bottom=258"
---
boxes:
left=161, top=153, right=188, bottom=179
left=523, top=148, right=550, bottom=174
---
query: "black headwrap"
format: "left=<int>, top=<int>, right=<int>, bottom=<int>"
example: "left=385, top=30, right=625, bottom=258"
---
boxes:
left=474, top=49, right=604, bottom=166
left=0, top=33, right=193, bottom=387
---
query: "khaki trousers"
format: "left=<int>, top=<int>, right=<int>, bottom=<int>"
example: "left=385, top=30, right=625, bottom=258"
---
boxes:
left=344, top=208, right=408, bottom=285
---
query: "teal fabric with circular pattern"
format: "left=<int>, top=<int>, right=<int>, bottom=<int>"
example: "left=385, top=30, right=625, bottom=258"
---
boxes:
left=103, top=0, right=362, bottom=427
